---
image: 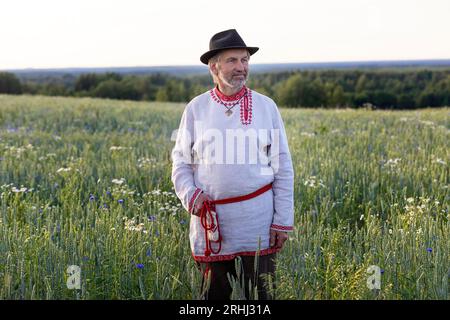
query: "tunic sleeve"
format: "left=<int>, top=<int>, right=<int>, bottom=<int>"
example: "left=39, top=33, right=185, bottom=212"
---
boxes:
left=269, top=101, right=295, bottom=232
left=171, top=103, right=202, bottom=214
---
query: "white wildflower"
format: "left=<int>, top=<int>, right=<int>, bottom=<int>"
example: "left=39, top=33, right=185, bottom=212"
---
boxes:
left=112, top=178, right=126, bottom=185
left=384, top=158, right=401, bottom=167
left=303, top=176, right=325, bottom=188
left=419, top=120, right=435, bottom=126
left=110, top=146, right=131, bottom=151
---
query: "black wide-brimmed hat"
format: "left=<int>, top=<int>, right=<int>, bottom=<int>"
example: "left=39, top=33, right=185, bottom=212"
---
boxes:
left=200, top=29, right=259, bottom=65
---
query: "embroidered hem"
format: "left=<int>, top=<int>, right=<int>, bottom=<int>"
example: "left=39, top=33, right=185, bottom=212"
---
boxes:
left=192, top=247, right=280, bottom=262
left=270, top=224, right=294, bottom=232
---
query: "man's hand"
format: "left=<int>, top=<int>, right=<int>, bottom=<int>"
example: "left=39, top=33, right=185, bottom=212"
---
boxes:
left=192, top=192, right=213, bottom=216
left=270, top=230, right=289, bottom=249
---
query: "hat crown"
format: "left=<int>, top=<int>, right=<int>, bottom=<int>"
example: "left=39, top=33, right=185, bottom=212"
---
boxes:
left=209, top=29, right=246, bottom=51
left=200, top=29, right=258, bottom=64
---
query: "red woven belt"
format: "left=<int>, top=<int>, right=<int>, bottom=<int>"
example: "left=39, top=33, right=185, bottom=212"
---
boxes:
left=199, top=183, right=273, bottom=256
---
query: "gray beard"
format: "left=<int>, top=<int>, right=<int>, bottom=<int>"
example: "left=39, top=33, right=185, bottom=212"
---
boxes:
left=220, top=74, right=248, bottom=91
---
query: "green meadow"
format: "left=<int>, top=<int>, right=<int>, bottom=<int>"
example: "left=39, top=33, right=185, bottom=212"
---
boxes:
left=0, top=94, right=448, bottom=299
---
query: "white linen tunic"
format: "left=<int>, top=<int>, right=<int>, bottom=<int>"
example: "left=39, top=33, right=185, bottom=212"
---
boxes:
left=171, top=86, right=294, bottom=262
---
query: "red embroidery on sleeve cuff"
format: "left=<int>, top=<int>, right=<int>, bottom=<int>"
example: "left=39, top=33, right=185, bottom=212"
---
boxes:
left=188, top=188, right=202, bottom=212
left=270, top=224, right=293, bottom=231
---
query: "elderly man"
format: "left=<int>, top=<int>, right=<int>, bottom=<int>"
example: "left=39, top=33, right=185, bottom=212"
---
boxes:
left=171, top=29, right=294, bottom=300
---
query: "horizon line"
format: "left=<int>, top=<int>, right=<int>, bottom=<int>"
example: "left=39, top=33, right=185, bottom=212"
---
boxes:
left=2, top=58, right=450, bottom=72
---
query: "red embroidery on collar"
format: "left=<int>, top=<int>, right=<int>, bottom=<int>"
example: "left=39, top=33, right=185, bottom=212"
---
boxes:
left=240, top=88, right=253, bottom=125
left=214, top=86, right=247, bottom=101
left=209, top=87, right=253, bottom=125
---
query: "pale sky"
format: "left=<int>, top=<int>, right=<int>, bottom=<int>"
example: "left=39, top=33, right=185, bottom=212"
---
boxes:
left=0, top=0, right=449, bottom=70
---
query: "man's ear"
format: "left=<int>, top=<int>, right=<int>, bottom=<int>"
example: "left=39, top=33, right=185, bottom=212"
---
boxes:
left=210, top=62, right=219, bottom=76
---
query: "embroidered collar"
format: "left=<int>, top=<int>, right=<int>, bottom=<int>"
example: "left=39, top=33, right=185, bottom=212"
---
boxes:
left=214, top=85, right=247, bottom=101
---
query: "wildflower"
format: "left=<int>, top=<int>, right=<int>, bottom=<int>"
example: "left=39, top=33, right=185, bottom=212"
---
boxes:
left=426, top=248, right=432, bottom=253
left=180, top=219, right=187, bottom=225
left=118, top=199, right=124, bottom=204
left=419, top=120, right=435, bottom=126
left=406, top=197, right=414, bottom=204
left=110, top=146, right=131, bottom=151
left=380, top=269, right=385, bottom=275
left=136, top=263, right=144, bottom=269
left=112, top=178, right=125, bottom=185
left=89, top=194, right=95, bottom=201
left=103, top=203, right=109, bottom=209
left=12, top=187, right=28, bottom=193
left=384, top=158, right=401, bottom=168
left=56, top=167, right=71, bottom=173
left=303, top=176, right=325, bottom=188
left=146, top=248, right=152, bottom=257
left=148, top=215, right=157, bottom=222
left=435, top=158, right=446, bottom=165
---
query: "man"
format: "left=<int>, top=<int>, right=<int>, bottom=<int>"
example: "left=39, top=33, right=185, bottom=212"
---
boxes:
left=171, top=29, right=294, bottom=300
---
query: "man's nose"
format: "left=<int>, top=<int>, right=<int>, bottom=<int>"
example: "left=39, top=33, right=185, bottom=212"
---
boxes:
left=235, top=60, right=245, bottom=72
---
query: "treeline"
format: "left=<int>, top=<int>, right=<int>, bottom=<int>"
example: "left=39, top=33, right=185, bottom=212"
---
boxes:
left=1, top=69, right=449, bottom=108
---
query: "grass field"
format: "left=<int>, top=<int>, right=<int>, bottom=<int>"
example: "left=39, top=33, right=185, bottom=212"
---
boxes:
left=0, top=94, right=448, bottom=299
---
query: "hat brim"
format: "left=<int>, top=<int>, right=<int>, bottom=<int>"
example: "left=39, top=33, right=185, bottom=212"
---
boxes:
left=200, top=46, right=259, bottom=65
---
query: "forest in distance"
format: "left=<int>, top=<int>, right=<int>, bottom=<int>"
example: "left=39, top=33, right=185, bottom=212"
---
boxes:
left=1, top=66, right=450, bottom=109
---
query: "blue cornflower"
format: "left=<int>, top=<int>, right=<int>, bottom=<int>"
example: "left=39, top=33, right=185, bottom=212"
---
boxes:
left=136, top=263, right=144, bottom=269
left=180, top=219, right=186, bottom=225
left=426, top=248, right=433, bottom=253
left=148, top=215, right=157, bottom=222
left=89, top=194, right=95, bottom=201
left=380, top=269, right=385, bottom=275
left=106, top=190, right=112, bottom=197
left=146, top=248, right=152, bottom=257
left=103, top=203, right=109, bottom=209
left=118, top=199, right=124, bottom=204
left=82, top=256, right=90, bottom=262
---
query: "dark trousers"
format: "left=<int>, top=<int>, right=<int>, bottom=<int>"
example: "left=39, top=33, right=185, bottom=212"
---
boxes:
left=196, top=253, right=276, bottom=300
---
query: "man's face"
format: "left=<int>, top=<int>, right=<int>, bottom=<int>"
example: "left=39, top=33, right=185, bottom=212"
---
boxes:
left=213, top=49, right=250, bottom=91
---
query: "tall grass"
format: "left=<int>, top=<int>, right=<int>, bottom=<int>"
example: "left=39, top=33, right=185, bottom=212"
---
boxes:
left=0, top=94, right=448, bottom=299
